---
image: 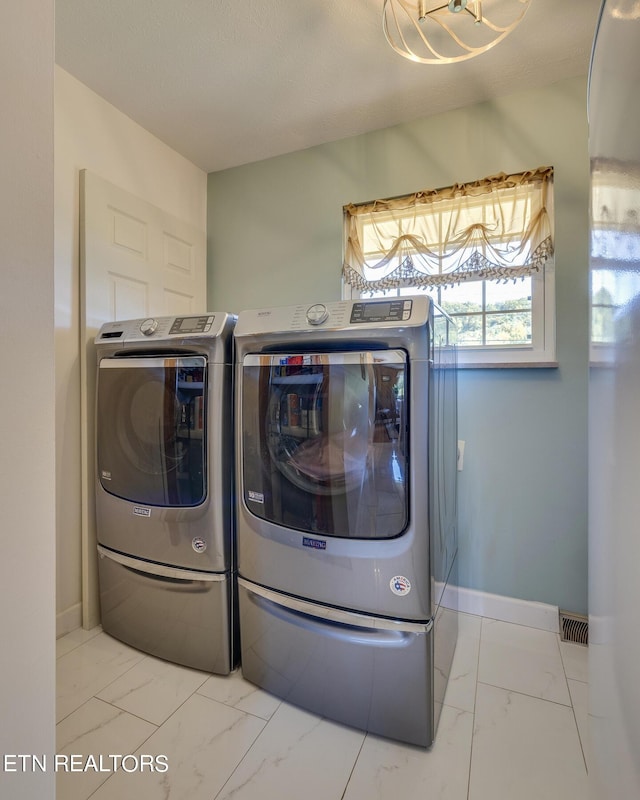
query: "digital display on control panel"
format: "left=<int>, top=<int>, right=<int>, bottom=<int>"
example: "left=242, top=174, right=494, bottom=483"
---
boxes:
left=364, top=302, right=391, bottom=318
left=169, top=315, right=214, bottom=335
left=350, top=300, right=412, bottom=324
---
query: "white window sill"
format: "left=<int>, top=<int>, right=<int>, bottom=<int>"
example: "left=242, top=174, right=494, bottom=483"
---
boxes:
left=457, top=360, right=559, bottom=369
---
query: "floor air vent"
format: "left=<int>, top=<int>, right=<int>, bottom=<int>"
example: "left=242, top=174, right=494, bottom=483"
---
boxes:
left=559, top=611, right=588, bottom=646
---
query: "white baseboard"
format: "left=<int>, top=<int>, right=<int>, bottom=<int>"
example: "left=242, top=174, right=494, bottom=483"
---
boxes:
left=444, top=586, right=559, bottom=633
left=56, top=602, right=82, bottom=639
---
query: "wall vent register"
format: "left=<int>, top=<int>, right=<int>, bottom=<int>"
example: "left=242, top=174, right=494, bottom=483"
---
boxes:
left=559, top=610, right=589, bottom=646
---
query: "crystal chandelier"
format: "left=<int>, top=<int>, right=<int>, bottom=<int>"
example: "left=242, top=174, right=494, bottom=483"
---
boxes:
left=382, top=0, right=531, bottom=64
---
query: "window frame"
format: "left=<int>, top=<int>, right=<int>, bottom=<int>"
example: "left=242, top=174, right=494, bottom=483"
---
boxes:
left=341, top=176, right=557, bottom=369
left=342, top=266, right=555, bottom=367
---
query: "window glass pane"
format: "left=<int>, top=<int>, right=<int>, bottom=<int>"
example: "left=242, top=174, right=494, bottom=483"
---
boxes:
left=591, top=266, right=640, bottom=309
left=366, top=289, right=395, bottom=299
left=485, top=312, right=532, bottom=345
left=485, top=277, right=532, bottom=310
left=439, top=281, right=483, bottom=314
left=451, top=314, right=483, bottom=345
left=591, top=271, right=616, bottom=343
left=592, top=305, right=615, bottom=344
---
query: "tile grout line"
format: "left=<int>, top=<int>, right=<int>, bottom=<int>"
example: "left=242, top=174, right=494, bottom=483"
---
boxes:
left=475, top=680, right=573, bottom=709
left=55, top=647, right=147, bottom=725
left=56, top=629, right=102, bottom=660
left=560, top=642, right=590, bottom=775
left=210, top=709, right=284, bottom=800
left=466, top=616, right=484, bottom=800
left=194, top=671, right=285, bottom=723
left=81, top=716, right=161, bottom=800
left=77, top=671, right=268, bottom=800
left=339, top=733, right=367, bottom=800
left=568, top=693, right=589, bottom=775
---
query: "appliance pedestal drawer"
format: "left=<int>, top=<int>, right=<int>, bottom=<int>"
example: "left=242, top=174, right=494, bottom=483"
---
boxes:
left=238, top=578, right=435, bottom=747
left=98, top=545, right=236, bottom=674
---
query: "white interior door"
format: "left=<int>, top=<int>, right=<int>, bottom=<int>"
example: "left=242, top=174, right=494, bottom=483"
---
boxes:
left=79, top=169, right=206, bottom=628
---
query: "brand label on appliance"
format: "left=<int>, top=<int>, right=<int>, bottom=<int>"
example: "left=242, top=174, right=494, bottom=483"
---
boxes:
left=101, top=470, right=112, bottom=481
left=303, top=537, right=327, bottom=550
left=133, top=506, right=151, bottom=518
left=192, top=537, right=207, bottom=553
left=390, top=575, right=411, bottom=596
left=247, top=490, right=264, bottom=504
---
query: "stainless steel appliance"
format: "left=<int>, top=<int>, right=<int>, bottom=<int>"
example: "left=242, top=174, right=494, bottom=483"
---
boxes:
left=234, top=296, right=458, bottom=746
left=94, top=313, right=237, bottom=674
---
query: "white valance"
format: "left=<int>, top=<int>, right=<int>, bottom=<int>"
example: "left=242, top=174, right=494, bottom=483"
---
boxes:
left=343, top=167, right=554, bottom=293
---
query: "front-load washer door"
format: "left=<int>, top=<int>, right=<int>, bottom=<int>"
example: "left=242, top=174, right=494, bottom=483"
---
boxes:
left=242, top=350, right=408, bottom=539
left=97, top=356, right=207, bottom=507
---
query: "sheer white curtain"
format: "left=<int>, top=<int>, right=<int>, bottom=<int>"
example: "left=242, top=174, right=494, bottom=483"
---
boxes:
left=343, top=167, right=554, bottom=293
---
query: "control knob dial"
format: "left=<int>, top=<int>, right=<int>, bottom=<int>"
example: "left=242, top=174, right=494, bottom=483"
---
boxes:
left=140, top=318, right=158, bottom=336
left=306, top=303, right=329, bottom=326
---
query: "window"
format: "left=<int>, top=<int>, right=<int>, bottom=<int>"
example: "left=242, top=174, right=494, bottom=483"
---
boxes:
left=591, top=271, right=616, bottom=346
left=342, top=168, right=556, bottom=367
left=590, top=162, right=640, bottom=363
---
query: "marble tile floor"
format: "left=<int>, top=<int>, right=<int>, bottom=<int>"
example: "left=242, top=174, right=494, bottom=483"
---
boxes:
left=56, top=613, right=589, bottom=800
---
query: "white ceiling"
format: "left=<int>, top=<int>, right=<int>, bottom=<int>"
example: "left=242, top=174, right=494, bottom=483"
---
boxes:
left=55, top=0, right=603, bottom=174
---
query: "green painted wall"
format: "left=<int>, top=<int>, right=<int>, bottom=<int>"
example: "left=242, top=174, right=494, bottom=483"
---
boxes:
left=208, top=76, right=589, bottom=615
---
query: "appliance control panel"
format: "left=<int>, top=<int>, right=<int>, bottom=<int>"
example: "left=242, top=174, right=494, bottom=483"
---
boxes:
left=350, top=299, right=412, bottom=324
left=96, top=314, right=224, bottom=343
left=233, top=296, right=428, bottom=337
left=289, top=302, right=349, bottom=330
left=168, top=315, right=216, bottom=335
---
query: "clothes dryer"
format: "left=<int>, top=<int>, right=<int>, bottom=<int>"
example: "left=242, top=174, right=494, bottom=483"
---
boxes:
left=234, top=296, right=458, bottom=746
left=95, top=313, right=237, bottom=674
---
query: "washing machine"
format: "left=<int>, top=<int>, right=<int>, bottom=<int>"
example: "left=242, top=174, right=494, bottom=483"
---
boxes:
left=234, top=296, right=458, bottom=746
left=94, top=312, right=237, bottom=674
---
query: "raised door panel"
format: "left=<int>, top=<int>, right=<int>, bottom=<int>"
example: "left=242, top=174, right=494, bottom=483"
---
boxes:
left=79, top=169, right=206, bottom=628
left=108, top=273, right=149, bottom=321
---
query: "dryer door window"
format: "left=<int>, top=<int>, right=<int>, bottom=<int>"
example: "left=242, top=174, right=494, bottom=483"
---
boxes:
left=242, top=350, right=408, bottom=539
left=97, top=356, right=207, bottom=507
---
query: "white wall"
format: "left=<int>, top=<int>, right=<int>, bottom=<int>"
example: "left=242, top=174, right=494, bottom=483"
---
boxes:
left=54, top=67, right=208, bottom=634
left=0, top=2, right=56, bottom=797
